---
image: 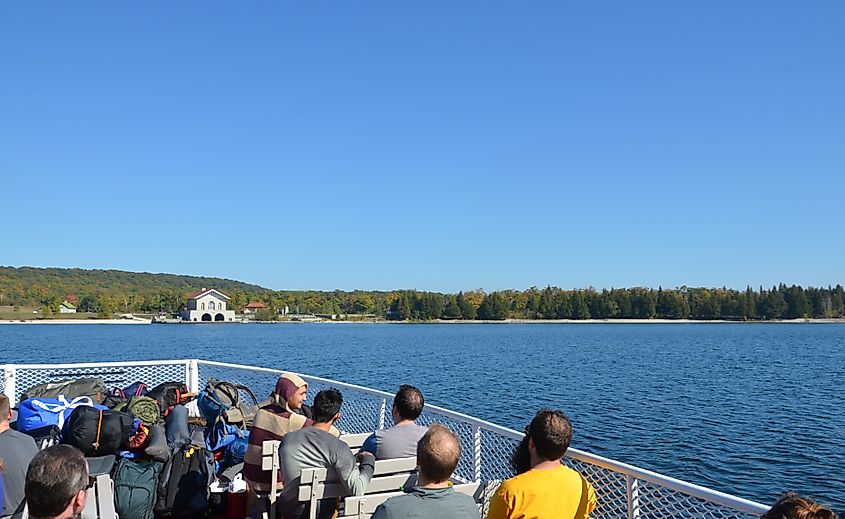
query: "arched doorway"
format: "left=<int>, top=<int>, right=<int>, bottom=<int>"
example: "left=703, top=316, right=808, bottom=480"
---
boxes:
left=201, top=313, right=212, bottom=321
left=215, top=313, right=225, bottom=321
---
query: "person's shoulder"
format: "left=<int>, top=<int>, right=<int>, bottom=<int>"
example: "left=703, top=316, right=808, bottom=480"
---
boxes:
left=0, top=428, right=36, bottom=444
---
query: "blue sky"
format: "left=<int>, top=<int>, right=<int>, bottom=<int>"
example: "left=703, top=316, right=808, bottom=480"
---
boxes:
left=1, top=2, right=842, bottom=292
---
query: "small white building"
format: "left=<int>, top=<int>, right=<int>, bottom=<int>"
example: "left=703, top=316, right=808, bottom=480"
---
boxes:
left=59, top=302, right=77, bottom=314
left=180, top=288, right=236, bottom=322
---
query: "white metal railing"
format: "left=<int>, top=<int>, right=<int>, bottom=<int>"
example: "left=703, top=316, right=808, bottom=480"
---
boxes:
left=2, top=359, right=769, bottom=519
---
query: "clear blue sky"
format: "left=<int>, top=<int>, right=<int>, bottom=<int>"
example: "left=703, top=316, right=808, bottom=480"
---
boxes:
left=1, top=2, right=842, bottom=292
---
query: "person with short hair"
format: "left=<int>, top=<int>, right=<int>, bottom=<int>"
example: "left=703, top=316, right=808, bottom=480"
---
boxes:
left=762, top=492, right=836, bottom=519
left=487, top=409, right=596, bottom=519
left=24, top=445, right=90, bottom=519
left=0, top=394, right=38, bottom=518
left=371, top=424, right=480, bottom=519
left=361, top=385, right=427, bottom=460
left=280, top=389, right=375, bottom=519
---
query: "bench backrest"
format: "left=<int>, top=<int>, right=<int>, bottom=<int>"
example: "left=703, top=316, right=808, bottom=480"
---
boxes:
left=341, top=482, right=484, bottom=519
left=339, top=432, right=371, bottom=452
left=297, top=456, right=418, bottom=519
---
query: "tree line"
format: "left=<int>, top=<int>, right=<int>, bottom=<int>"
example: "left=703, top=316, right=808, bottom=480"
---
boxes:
left=0, top=267, right=842, bottom=321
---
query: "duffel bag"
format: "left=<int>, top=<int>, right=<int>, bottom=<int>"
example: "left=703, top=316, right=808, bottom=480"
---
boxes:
left=21, top=377, right=107, bottom=404
left=16, top=396, right=104, bottom=432
left=164, top=404, right=190, bottom=452
left=197, top=378, right=258, bottom=427
left=113, top=457, right=162, bottom=519
left=62, top=406, right=134, bottom=457
left=155, top=446, right=215, bottom=517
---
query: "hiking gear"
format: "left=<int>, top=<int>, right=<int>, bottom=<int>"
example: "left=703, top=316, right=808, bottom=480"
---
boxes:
left=147, top=382, right=191, bottom=417
left=124, top=396, right=160, bottom=426
left=155, top=446, right=215, bottom=517
left=146, top=423, right=170, bottom=462
left=62, top=406, right=134, bottom=456
left=20, top=423, right=62, bottom=449
left=164, top=404, right=191, bottom=452
left=113, top=382, right=149, bottom=399
left=197, top=379, right=259, bottom=428
left=21, top=377, right=107, bottom=403
left=113, top=458, right=162, bottom=519
left=16, top=396, right=103, bottom=432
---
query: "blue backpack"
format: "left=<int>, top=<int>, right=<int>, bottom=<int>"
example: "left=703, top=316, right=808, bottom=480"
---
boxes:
left=196, top=379, right=258, bottom=427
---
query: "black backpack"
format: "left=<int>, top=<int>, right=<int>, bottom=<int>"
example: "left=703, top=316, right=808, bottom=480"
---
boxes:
left=113, top=458, right=163, bottom=519
left=147, top=382, right=190, bottom=417
left=155, top=446, right=215, bottom=517
left=61, top=406, right=133, bottom=456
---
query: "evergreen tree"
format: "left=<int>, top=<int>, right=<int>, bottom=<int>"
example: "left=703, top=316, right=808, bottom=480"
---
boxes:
left=456, top=292, right=476, bottom=320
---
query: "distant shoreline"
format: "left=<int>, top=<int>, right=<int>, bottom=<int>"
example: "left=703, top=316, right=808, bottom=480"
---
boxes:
left=2, top=317, right=843, bottom=325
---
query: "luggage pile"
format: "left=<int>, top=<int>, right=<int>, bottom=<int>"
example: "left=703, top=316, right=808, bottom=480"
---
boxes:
left=14, top=376, right=261, bottom=519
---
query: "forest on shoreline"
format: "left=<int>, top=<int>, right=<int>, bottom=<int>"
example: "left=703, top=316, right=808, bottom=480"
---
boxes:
left=1, top=266, right=843, bottom=321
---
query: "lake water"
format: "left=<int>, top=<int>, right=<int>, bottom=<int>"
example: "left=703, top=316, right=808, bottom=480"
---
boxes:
left=1, top=322, right=843, bottom=510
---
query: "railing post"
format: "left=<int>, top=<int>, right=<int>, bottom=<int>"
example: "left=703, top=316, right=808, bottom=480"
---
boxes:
left=378, top=398, right=387, bottom=430
left=627, top=474, right=641, bottom=519
left=186, top=359, right=200, bottom=393
left=3, top=366, right=16, bottom=406
left=473, top=425, right=482, bottom=482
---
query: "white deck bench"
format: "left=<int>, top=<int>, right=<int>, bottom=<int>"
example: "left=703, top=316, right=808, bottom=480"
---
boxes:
left=260, top=438, right=419, bottom=519
left=340, top=481, right=484, bottom=519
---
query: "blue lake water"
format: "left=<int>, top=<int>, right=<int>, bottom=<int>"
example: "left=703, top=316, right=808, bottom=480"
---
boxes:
left=1, top=322, right=843, bottom=510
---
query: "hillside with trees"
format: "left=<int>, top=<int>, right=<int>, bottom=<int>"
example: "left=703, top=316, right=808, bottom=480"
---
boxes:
left=0, top=266, right=843, bottom=321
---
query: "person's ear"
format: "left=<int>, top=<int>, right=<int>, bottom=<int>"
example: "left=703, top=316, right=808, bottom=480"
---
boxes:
left=73, top=488, right=88, bottom=514
left=528, top=437, right=536, bottom=452
left=333, top=412, right=341, bottom=423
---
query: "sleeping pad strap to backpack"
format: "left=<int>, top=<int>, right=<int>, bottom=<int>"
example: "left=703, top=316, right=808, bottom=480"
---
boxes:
left=92, top=410, right=104, bottom=453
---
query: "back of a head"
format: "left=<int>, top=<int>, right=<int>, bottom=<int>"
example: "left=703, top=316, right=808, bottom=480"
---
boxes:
left=394, top=385, right=424, bottom=421
left=312, top=388, right=343, bottom=423
left=762, top=493, right=836, bottom=519
left=416, top=424, right=461, bottom=483
left=26, top=445, right=89, bottom=518
left=0, top=394, right=9, bottom=423
left=528, top=409, right=573, bottom=461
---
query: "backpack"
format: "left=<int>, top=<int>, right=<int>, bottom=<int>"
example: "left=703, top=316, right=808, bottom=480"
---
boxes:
left=113, top=458, right=163, bottom=519
left=20, top=424, right=62, bottom=450
left=155, top=446, right=216, bottom=517
left=62, top=406, right=134, bottom=456
left=21, top=377, right=107, bottom=404
left=112, top=382, right=149, bottom=399
left=147, top=382, right=190, bottom=417
left=197, top=379, right=258, bottom=428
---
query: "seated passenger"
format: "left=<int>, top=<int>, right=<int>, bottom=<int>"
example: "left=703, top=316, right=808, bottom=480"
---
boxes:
left=280, top=389, right=375, bottom=519
left=243, top=373, right=314, bottom=493
left=0, top=394, right=38, bottom=518
left=762, top=492, right=836, bottom=519
left=487, top=409, right=596, bottom=519
left=361, top=385, right=427, bottom=459
left=24, top=445, right=89, bottom=519
left=371, top=424, right=480, bottom=519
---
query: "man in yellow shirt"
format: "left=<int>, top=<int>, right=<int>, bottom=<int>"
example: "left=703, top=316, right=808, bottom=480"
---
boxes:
left=488, top=410, right=597, bottom=519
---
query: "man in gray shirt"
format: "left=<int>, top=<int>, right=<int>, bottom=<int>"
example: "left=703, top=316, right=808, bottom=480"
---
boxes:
left=0, top=395, right=38, bottom=518
left=372, top=424, right=479, bottom=519
left=361, top=385, right=428, bottom=460
left=280, top=389, right=375, bottom=519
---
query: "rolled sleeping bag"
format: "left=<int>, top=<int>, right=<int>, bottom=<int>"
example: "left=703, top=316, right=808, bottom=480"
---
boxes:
left=146, top=423, right=170, bottom=462
left=164, top=404, right=190, bottom=452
